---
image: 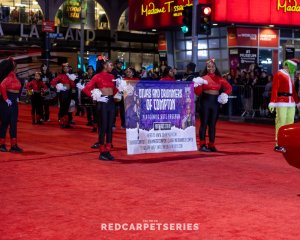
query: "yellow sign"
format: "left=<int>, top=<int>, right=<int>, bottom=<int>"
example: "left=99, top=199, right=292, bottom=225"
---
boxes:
left=277, top=0, right=300, bottom=13
left=141, top=0, right=193, bottom=17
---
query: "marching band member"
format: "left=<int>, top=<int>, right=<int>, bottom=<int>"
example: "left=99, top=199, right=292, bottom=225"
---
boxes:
left=51, top=63, right=75, bottom=128
left=194, top=58, right=232, bottom=152
left=26, top=72, right=48, bottom=124
left=40, top=63, right=53, bottom=121
left=0, top=58, right=23, bottom=153
left=83, top=56, right=119, bottom=161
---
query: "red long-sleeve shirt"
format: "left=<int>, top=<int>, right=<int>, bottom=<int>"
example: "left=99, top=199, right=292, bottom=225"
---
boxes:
left=194, top=73, right=232, bottom=95
left=82, top=72, right=118, bottom=97
left=0, top=72, right=22, bottom=101
left=160, top=76, right=176, bottom=81
left=26, top=79, right=48, bottom=92
left=51, top=74, right=75, bottom=89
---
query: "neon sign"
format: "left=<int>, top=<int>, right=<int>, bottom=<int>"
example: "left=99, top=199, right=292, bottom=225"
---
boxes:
left=277, top=0, right=300, bottom=12
left=141, top=0, right=193, bottom=17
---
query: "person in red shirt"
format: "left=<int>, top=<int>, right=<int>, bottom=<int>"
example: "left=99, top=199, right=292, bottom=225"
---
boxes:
left=0, top=58, right=23, bottom=153
left=160, top=66, right=176, bottom=81
left=83, top=56, right=119, bottom=161
left=51, top=63, right=75, bottom=128
left=194, top=58, right=232, bottom=152
left=124, top=67, right=139, bottom=81
left=26, top=72, right=48, bottom=124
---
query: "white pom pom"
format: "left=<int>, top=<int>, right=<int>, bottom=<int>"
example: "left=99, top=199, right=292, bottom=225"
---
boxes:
left=193, top=77, right=208, bottom=87
left=91, top=89, right=103, bottom=102
left=217, top=93, right=228, bottom=104
left=76, top=82, right=84, bottom=90
left=117, top=80, right=127, bottom=92
left=56, top=83, right=64, bottom=92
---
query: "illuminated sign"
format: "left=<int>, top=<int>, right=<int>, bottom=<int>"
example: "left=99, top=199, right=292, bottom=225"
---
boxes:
left=277, top=0, right=300, bottom=12
left=129, top=0, right=208, bottom=30
left=214, top=0, right=300, bottom=26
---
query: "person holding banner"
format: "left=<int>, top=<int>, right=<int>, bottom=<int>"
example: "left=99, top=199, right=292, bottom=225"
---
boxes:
left=194, top=58, right=232, bottom=152
left=82, top=56, right=119, bottom=161
left=160, top=66, right=176, bottom=81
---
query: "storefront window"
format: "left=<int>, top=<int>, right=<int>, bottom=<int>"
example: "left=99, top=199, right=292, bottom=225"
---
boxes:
left=55, top=0, right=109, bottom=30
left=0, top=0, right=43, bottom=24
left=118, top=9, right=128, bottom=31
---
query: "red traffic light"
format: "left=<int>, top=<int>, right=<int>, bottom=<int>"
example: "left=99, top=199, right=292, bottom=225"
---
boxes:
left=202, top=7, right=211, bottom=16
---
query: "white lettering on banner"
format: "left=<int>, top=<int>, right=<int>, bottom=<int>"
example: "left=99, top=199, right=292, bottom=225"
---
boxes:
left=75, top=29, right=82, bottom=41
left=0, top=24, right=3, bottom=37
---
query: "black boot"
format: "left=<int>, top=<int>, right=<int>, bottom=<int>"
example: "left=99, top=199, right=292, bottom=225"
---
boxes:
left=99, top=152, right=113, bottom=161
left=0, top=144, right=8, bottom=152
left=91, top=142, right=99, bottom=149
left=10, top=144, right=23, bottom=153
left=199, top=144, right=211, bottom=152
left=106, top=151, right=115, bottom=160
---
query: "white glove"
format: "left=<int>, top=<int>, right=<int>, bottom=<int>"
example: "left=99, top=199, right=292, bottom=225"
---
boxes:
left=114, top=92, right=123, bottom=102
left=56, top=83, right=66, bottom=92
left=67, top=73, right=77, bottom=81
left=217, top=93, right=229, bottom=104
left=99, top=96, right=109, bottom=103
left=193, top=77, right=208, bottom=87
left=268, top=103, right=275, bottom=113
left=76, top=82, right=85, bottom=90
left=6, top=99, right=12, bottom=106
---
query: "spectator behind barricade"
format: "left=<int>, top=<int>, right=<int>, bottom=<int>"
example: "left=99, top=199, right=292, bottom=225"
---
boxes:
left=259, top=71, right=269, bottom=85
left=241, top=72, right=254, bottom=117
left=262, top=74, right=273, bottom=117
left=160, top=66, right=176, bottom=81
left=183, top=62, right=199, bottom=81
left=111, top=59, right=124, bottom=79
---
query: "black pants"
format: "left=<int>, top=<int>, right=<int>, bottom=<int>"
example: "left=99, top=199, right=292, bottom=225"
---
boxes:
left=58, top=91, right=71, bottom=118
left=0, top=92, right=19, bottom=139
left=31, top=92, right=43, bottom=117
left=114, top=98, right=125, bottom=127
left=99, top=97, right=115, bottom=145
left=199, top=93, right=219, bottom=143
left=42, top=99, right=50, bottom=120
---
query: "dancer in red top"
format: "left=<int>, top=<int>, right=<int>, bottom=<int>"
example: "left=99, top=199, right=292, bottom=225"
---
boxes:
left=83, top=56, right=119, bottom=161
left=0, top=58, right=23, bottom=152
left=194, top=58, right=232, bottom=152
left=26, top=72, right=48, bottom=124
left=51, top=63, right=75, bottom=128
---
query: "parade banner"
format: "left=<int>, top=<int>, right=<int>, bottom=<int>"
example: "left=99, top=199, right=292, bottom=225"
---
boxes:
left=123, top=81, right=197, bottom=155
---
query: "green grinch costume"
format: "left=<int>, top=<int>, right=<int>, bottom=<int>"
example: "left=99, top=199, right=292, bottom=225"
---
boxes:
left=269, top=58, right=300, bottom=152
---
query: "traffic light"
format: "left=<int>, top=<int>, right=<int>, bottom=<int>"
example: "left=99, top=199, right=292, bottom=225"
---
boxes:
left=198, top=4, right=212, bottom=35
left=181, top=6, right=193, bottom=37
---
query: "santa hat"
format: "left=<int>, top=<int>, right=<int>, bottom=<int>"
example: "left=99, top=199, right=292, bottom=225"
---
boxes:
left=283, top=58, right=300, bottom=75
